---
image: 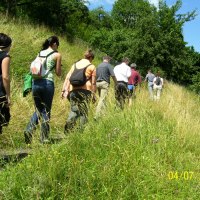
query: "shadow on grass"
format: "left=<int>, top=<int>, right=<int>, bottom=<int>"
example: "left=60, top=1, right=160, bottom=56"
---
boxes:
left=0, top=135, right=66, bottom=170
left=0, top=152, right=29, bottom=170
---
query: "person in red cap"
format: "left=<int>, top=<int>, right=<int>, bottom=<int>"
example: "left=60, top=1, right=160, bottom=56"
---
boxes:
left=128, top=63, right=142, bottom=106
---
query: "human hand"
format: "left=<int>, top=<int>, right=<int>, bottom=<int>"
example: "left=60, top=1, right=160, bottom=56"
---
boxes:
left=6, top=97, right=11, bottom=107
left=92, top=94, right=97, bottom=103
left=61, top=90, right=69, bottom=99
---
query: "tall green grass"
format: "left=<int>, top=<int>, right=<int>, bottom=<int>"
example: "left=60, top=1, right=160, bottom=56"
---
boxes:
left=0, top=16, right=200, bottom=199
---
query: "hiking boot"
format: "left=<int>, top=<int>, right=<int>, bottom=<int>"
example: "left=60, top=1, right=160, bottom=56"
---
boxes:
left=24, top=131, right=32, bottom=144
left=64, top=122, right=74, bottom=135
left=41, top=138, right=50, bottom=144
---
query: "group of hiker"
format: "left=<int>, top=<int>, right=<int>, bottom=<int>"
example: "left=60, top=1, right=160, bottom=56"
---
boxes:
left=0, top=33, right=164, bottom=144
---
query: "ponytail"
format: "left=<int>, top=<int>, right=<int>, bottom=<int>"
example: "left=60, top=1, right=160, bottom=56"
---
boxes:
left=41, top=35, right=59, bottom=50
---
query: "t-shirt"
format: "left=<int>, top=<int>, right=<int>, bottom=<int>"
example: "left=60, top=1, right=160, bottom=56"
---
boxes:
left=145, top=73, right=155, bottom=86
left=153, top=77, right=163, bottom=88
left=128, top=69, right=142, bottom=85
left=114, top=62, right=131, bottom=83
left=96, top=62, right=115, bottom=84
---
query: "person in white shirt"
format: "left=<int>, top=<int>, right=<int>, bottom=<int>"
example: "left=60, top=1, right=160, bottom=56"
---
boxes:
left=153, top=72, right=164, bottom=100
left=114, top=57, right=131, bottom=109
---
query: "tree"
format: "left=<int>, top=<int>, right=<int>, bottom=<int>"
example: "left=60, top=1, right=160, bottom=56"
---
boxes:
left=157, top=0, right=197, bottom=83
left=0, top=0, right=90, bottom=36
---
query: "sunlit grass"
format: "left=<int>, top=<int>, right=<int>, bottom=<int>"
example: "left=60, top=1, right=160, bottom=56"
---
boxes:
left=0, top=16, right=200, bottom=199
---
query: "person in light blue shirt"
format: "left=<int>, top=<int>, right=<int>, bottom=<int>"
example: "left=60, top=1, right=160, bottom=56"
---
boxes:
left=145, top=69, right=155, bottom=99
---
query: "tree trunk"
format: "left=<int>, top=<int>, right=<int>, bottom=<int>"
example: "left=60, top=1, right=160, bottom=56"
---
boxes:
left=5, top=0, right=17, bottom=17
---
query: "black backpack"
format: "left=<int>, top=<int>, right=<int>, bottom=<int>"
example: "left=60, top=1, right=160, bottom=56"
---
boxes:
left=155, top=77, right=161, bottom=85
left=69, top=62, right=92, bottom=87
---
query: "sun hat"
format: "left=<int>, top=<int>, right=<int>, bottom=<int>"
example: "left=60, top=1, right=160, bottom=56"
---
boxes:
left=130, top=63, right=137, bottom=68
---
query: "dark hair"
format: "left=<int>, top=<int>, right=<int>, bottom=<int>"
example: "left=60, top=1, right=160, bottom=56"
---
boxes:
left=0, top=33, right=12, bottom=49
left=84, top=49, right=95, bottom=60
left=103, top=55, right=112, bottom=61
left=42, top=35, right=59, bottom=50
left=156, top=71, right=160, bottom=77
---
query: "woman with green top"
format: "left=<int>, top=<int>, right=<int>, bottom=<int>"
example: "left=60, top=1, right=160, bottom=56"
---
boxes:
left=24, top=36, right=62, bottom=144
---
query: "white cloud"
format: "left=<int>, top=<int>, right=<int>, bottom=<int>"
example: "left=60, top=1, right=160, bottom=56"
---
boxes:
left=86, top=0, right=159, bottom=10
left=105, top=0, right=116, bottom=4
left=148, top=0, right=159, bottom=8
left=87, top=0, right=115, bottom=4
left=87, top=0, right=116, bottom=5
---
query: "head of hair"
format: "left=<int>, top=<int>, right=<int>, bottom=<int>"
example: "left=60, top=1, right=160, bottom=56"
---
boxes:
left=0, top=33, right=12, bottom=49
left=156, top=71, right=160, bottom=77
left=42, top=35, right=59, bottom=50
left=130, top=63, right=137, bottom=68
left=122, top=57, right=130, bottom=64
left=103, top=55, right=111, bottom=62
left=84, top=49, right=95, bottom=60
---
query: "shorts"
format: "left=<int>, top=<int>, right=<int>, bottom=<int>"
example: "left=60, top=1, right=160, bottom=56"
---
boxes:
left=128, top=84, right=135, bottom=97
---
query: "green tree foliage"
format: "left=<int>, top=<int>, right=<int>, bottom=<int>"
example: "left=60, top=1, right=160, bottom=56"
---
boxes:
left=0, top=0, right=199, bottom=92
left=191, top=72, right=200, bottom=94
left=88, top=0, right=199, bottom=88
left=156, top=0, right=197, bottom=83
left=0, top=0, right=89, bottom=37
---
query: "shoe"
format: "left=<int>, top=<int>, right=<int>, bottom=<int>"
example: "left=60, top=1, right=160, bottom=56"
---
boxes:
left=41, top=139, right=50, bottom=144
left=24, top=131, right=32, bottom=144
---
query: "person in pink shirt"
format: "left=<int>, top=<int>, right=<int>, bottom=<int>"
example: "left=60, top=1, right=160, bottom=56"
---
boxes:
left=128, top=63, right=142, bottom=106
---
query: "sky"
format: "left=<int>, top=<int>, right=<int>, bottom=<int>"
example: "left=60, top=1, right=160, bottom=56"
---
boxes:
left=86, top=0, right=200, bottom=53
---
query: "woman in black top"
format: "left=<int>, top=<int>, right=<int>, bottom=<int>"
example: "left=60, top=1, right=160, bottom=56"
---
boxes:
left=0, top=33, right=12, bottom=134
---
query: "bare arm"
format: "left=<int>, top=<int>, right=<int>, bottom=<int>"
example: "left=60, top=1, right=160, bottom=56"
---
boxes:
left=61, top=72, right=71, bottom=98
left=54, top=52, right=62, bottom=77
left=91, top=74, right=96, bottom=93
left=2, top=57, right=11, bottom=105
left=111, top=75, right=117, bottom=86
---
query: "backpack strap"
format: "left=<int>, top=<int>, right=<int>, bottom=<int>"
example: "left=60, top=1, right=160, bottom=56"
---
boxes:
left=73, top=62, right=91, bottom=71
left=85, top=63, right=92, bottom=81
left=72, top=62, right=92, bottom=82
left=38, top=50, right=57, bottom=58
left=39, top=50, right=58, bottom=72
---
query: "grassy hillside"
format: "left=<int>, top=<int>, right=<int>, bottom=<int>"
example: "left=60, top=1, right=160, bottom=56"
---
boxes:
left=0, top=17, right=200, bottom=199
left=0, top=15, right=102, bottom=150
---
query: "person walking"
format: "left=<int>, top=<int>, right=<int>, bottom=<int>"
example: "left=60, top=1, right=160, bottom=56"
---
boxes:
left=24, top=36, right=62, bottom=144
left=0, top=33, right=12, bottom=134
left=144, top=69, right=155, bottom=100
left=153, top=72, right=164, bottom=100
left=95, top=55, right=117, bottom=119
left=127, top=63, right=142, bottom=106
left=114, top=57, right=131, bottom=109
left=62, top=49, right=96, bottom=133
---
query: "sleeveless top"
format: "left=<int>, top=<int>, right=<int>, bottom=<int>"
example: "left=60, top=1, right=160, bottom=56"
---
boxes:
left=0, top=51, right=10, bottom=96
left=39, top=49, right=56, bottom=82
